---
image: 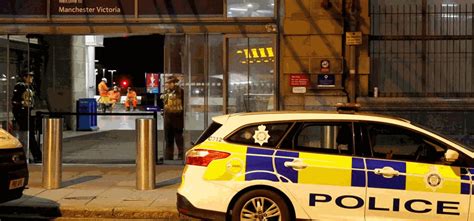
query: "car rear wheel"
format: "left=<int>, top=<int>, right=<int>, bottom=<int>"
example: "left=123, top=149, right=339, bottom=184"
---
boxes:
left=230, top=189, right=290, bottom=221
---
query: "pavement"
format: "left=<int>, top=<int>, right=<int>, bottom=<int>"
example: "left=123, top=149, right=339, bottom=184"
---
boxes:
left=0, top=104, right=204, bottom=220
left=0, top=164, right=195, bottom=220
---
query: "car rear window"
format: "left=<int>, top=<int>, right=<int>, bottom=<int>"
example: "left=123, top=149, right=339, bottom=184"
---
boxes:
left=227, top=123, right=291, bottom=147
left=194, top=122, right=223, bottom=145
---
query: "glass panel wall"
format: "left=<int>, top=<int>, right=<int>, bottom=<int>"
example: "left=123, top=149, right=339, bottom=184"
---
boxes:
left=208, top=35, right=224, bottom=124
left=227, top=0, right=275, bottom=17
left=227, top=36, right=275, bottom=113
left=228, top=38, right=249, bottom=113
left=0, top=36, right=31, bottom=129
left=164, top=34, right=224, bottom=155
left=186, top=34, right=206, bottom=141
left=249, top=37, right=274, bottom=112
left=162, top=35, right=186, bottom=160
left=0, top=35, right=8, bottom=129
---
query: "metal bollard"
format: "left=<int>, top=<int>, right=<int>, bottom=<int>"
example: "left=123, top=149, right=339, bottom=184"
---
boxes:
left=42, top=118, right=63, bottom=189
left=136, top=118, right=156, bottom=190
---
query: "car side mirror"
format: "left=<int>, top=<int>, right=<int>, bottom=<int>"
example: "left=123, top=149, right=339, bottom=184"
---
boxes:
left=445, top=149, right=459, bottom=163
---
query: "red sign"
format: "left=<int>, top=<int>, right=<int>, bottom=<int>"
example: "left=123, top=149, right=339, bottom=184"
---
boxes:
left=289, top=74, right=309, bottom=87
left=145, top=73, right=160, bottom=94
left=320, top=60, right=330, bottom=73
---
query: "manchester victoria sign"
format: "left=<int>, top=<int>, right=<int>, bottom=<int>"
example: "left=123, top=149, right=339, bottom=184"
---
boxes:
left=51, top=0, right=132, bottom=15
left=0, top=0, right=224, bottom=17
left=57, top=6, right=122, bottom=14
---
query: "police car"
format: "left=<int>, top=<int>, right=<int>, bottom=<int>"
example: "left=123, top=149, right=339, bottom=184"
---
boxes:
left=0, top=129, right=28, bottom=203
left=177, top=108, right=474, bottom=221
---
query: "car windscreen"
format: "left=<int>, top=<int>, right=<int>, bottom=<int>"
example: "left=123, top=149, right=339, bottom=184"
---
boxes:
left=412, top=122, right=474, bottom=152
left=194, top=122, right=223, bottom=145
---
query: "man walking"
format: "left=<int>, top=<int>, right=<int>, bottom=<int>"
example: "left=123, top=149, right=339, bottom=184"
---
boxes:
left=11, top=71, right=42, bottom=163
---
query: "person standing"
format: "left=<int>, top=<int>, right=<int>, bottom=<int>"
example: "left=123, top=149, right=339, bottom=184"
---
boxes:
left=11, top=71, right=42, bottom=163
left=125, top=87, right=137, bottom=111
left=98, top=78, right=110, bottom=112
left=98, top=78, right=109, bottom=97
left=160, top=76, right=184, bottom=160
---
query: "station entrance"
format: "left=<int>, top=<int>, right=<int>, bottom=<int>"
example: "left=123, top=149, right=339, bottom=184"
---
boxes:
left=0, top=33, right=277, bottom=163
left=0, top=0, right=278, bottom=163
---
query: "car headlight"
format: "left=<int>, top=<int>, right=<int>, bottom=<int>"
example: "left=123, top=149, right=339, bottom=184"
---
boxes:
left=0, top=129, right=22, bottom=148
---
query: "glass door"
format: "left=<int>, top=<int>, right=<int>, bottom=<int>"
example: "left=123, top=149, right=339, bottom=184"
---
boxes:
left=163, top=34, right=224, bottom=161
left=184, top=34, right=224, bottom=143
left=226, top=36, right=276, bottom=113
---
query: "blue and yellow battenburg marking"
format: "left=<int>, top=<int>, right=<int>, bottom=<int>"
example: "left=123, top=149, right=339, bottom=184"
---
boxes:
left=202, top=143, right=473, bottom=195
left=244, top=147, right=365, bottom=187
left=239, top=146, right=473, bottom=195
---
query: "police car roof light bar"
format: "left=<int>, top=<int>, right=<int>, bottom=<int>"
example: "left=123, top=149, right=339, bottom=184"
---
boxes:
left=336, top=102, right=361, bottom=114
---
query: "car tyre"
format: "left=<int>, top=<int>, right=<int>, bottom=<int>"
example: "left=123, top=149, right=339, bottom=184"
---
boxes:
left=230, top=189, right=291, bottom=221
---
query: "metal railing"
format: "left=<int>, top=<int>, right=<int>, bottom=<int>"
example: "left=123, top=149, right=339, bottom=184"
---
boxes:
left=370, top=2, right=474, bottom=97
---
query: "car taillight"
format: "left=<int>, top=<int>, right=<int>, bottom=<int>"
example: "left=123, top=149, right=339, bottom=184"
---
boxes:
left=185, top=149, right=230, bottom=167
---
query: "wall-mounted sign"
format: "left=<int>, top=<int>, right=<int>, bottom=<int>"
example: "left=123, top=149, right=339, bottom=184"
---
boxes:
left=289, top=74, right=309, bottom=87
left=0, top=0, right=46, bottom=16
left=320, top=60, right=330, bottom=73
left=346, top=32, right=363, bottom=46
left=317, top=74, right=335, bottom=88
left=292, top=87, right=307, bottom=94
left=145, top=73, right=160, bottom=94
left=51, top=0, right=134, bottom=15
left=0, top=0, right=224, bottom=17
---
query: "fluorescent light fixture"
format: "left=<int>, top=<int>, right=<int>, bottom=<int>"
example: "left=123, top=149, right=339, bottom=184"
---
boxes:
left=259, top=48, right=267, bottom=57
left=230, top=7, right=248, bottom=12
left=251, top=48, right=259, bottom=58
left=266, top=47, right=274, bottom=57
left=442, top=4, right=458, bottom=7
left=442, top=14, right=459, bottom=18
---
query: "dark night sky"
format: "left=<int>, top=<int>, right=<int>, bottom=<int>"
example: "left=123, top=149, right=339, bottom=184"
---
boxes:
left=95, top=34, right=164, bottom=88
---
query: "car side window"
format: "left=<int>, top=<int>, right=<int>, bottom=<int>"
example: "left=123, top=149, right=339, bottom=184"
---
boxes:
left=292, top=122, right=354, bottom=155
left=364, top=123, right=447, bottom=164
left=226, top=123, right=291, bottom=147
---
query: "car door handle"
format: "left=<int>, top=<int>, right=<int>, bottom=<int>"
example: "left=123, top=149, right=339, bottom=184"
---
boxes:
left=284, top=159, right=308, bottom=170
left=374, top=166, right=400, bottom=178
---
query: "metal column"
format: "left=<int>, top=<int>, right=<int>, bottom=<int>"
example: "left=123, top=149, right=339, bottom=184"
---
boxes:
left=136, top=118, right=156, bottom=190
left=42, top=118, right=63, bottom=189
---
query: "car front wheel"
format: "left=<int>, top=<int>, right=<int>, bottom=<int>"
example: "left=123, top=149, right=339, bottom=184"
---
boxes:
left=230, top=189, right=291, bottom=221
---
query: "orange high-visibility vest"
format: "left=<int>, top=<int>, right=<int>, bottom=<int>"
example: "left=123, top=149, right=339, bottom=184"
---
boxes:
left=98, top=81, right=108, bottom=96
left=108, top=91, right=121, bottom=102
left=127, top=91, right=137, bottom=100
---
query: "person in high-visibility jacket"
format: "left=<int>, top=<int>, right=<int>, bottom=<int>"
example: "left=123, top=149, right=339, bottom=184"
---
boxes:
left=125, top=87, right=137, bottom=111
left=108, top=86, right=121, bottom=111
left=97, top=78, right=111, bottom=112
left=98, top=78, right=109, bottom=96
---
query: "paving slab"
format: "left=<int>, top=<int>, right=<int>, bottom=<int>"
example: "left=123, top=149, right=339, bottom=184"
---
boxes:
left=0, top=164, right=190, bottom=220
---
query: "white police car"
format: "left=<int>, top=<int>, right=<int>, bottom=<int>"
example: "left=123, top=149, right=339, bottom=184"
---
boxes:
left=177, top=108, right=474, bottom=221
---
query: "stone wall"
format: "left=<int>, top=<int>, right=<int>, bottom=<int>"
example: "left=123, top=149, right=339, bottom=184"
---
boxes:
left=43, top=35, right=87, bottom=129
left=280, top=0, right=371, bottom=110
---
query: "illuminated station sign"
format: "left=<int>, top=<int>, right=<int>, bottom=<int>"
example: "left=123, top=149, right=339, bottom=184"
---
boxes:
left=0, top=0, right=224, bottom=17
